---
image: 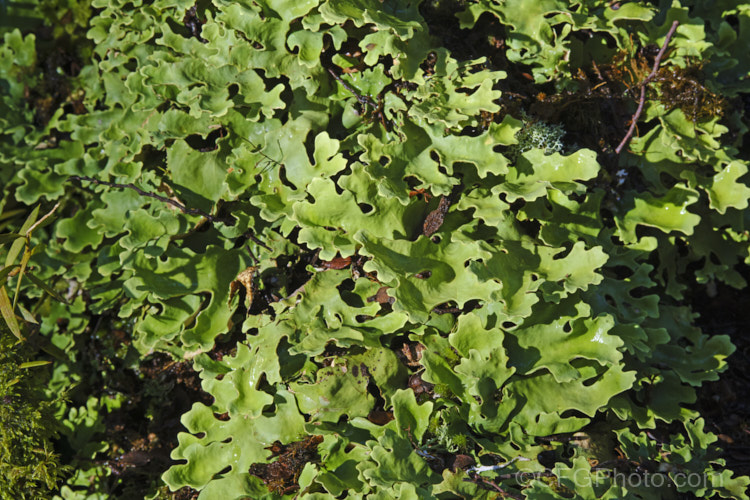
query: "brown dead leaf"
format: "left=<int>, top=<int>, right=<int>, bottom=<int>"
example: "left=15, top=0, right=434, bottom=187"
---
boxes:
left=229, top=266, right=257, bottom=310
left=399, top=342, right=425, bottom=367
left=320, top=256, right=352, bottom=270
left=367, top=286, right=394, bottom=305
left=367, top=409, right=394, bottom=425
left=718, top=434, right=735, bottom=444
left=423, top=196, right=451, bottom=237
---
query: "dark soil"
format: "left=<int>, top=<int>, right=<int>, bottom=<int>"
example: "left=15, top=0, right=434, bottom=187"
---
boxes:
left=691, top=274, right=750, bottom=478
left=53, top=313, right=209, bottom=499
left=27, top=27, right=86, bottom=127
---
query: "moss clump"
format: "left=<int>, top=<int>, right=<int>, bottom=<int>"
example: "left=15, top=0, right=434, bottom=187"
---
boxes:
left=0, top=325, right=68, bottom=499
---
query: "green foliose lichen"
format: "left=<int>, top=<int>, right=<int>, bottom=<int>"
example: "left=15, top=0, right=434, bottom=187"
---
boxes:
left=1, top=0, right=750, bottom=498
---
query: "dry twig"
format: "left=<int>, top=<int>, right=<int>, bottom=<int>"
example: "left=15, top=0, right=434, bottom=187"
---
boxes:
left=464, top=473, right=525, bottom=500
left=67, top=176, right=272, bottom=252
left=68, top=175, right=215, bottom=221
left=327, top=68, right=378, bottom=109
left=615, top=20, right=680, bottom=154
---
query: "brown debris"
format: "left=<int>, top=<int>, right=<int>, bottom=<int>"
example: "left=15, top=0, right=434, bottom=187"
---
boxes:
left=248, top=435, right=324, bottom=495
left=367, top=409, right=395, bottom=425
left=183, top=5, right=207, bottom=43
left=367, top=286, right=394, bottom=305
left=423, top=196, right=452, bottom=237
left=398, top=342, right=425, bottom=368
left=229, top=266, right=257, bottom=310
left=651, top=65, right=728, bottom=123
left=408, top=372, right=434, bottom=396
left=319, top=256, right=352, bottom=270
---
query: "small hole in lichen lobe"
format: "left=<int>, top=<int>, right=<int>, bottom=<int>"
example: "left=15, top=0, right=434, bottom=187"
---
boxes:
left=358, top=203, right=373, bottom=213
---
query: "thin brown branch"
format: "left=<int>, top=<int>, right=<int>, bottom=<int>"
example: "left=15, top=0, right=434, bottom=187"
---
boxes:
left=68, top=176, right=215, bottom=221
left=327, top=68, right=377, bottom=109
left=245, top=232, right=272, bottom=252
left=493, top=471, right=556, bottom=481
left=591, top=458, right=641, bottom=471
left=69, top=176, right=273, bottom=254
left=615, top=20, right=680, bottom=154
left=238, top=137, right=283, bottom=172
left=643, top=21, right=680, bottom=85
left=535, top=434, right=589, bottom=443
left=465, top=473, right=525, bottom=500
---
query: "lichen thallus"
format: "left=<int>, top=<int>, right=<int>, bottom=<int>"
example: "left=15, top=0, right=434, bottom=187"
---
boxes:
left=66, top=175, right=272, bottom=264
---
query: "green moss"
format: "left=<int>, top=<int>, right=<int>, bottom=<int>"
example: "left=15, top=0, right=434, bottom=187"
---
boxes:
left=0, top=325, right=68, bottom=499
